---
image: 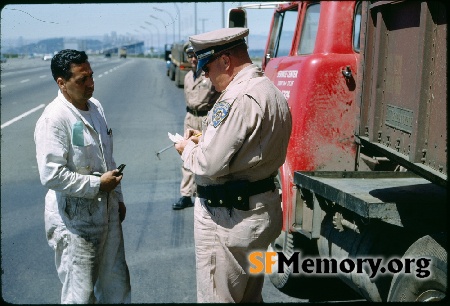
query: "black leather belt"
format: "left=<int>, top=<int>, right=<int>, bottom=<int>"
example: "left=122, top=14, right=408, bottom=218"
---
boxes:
left=186, top=107, right=208, bottom=117
left=197, top=177, right=276, bottom=211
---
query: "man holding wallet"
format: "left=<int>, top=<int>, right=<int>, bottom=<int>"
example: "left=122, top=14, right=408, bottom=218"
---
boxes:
left=175, top=28, right=292, bottom=303
left=34, top=49, right=131, bottom=304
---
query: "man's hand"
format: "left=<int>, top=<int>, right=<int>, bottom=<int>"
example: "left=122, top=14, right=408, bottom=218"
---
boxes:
left=118, top=202, right=126, bottom=222
left=99, top=170, right=122, bottom=192
left=175, top=128, right=202, bottom=155
left=184, top=128, right=201, bottom=139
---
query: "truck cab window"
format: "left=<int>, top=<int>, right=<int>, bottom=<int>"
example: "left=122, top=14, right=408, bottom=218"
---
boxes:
left=297, top=3, right=320, bottom=55
left=267, top=8, right=299, bottom=59
left=353, top=2, right=362, bottom=52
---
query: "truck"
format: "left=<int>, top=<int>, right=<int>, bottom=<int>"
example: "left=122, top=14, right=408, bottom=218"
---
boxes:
left=119, top=47, right=127, bottom=58
left=229, top=1, right=447, bottom=302
left=165, top=43, right=173, bottom=76
left=168, top=41, right=191, bottom=87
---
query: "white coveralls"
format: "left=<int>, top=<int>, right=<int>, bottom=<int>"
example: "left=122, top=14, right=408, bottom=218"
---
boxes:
left=181, top=64, right=292, bottom=302
left=34, top=91, right=131, bottom=304
left=180, top=70, right=219, bottom=197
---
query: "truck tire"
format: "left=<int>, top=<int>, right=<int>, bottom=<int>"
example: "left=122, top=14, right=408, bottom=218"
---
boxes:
left=170, top=66, right=175, bottom=81
left=387, top=234, right=447, bottom=302
left=175, top=68, right=183, bottom=88
left=267, top=230, right=294, bottom=289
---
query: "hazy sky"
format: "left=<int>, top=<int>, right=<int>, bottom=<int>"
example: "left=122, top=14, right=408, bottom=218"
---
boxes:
left=1, top=2, right=275, bottom=47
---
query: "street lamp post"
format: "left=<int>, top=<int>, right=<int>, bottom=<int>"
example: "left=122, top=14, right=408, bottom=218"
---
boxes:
left=140, top=25, right=153, bottom=55
left=194, top=3, right=198, bottom=34
left=173, top=3, right=181, bottom=41
left=153, top=7, right=176, bottom=43
left=145, top=21, right=160, bottom=55
left=150, top=15, right=168, bottom=46
left=200, top=18, right=208, bottom=33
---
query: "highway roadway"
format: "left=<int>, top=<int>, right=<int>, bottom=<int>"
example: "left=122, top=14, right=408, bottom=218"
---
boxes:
left=1, top=56, right=306, bottom=303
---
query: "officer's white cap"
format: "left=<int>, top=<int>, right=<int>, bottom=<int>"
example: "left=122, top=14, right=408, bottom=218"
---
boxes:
left=189, top=27, right=249, bottom=74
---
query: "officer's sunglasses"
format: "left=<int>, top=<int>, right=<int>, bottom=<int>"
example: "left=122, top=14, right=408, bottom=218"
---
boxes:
left=202, top=52, right=229, bottom=74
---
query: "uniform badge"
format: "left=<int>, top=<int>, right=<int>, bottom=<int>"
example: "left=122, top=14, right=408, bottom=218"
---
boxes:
left=211, top=101, right=230, bottom=127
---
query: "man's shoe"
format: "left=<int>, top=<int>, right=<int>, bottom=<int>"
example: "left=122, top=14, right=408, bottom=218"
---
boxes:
left=172, top=196, right=193, bottom=210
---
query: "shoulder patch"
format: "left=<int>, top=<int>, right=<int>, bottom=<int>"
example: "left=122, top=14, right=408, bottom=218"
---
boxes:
left=211, top=101, right=230, bottom=128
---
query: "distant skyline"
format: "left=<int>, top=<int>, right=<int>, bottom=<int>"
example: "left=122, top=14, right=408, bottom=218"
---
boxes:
left=1, top=2, right=276, bottom=50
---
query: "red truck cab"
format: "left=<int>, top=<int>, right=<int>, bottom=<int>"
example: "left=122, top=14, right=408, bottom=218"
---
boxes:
left=262, top=1, right=363, bottom=235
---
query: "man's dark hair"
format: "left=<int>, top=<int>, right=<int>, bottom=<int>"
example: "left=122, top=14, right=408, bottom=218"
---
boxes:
left=51, top=49, right=88, bottom=81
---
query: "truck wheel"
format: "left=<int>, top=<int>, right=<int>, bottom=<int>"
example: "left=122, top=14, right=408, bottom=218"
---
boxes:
left=175, top=69, right=183, bottom=88
left=268, top=232, right=321, bottom=293
left=268, top=171, right=293, bottom=288
left=268, top=230, right=294, bottom=289
left=170, top=67, right=175, bottom=81
left=388, top=234, right=447, bottom=302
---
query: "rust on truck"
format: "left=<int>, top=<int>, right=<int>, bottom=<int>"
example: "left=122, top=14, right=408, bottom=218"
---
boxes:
left=356, top=0, right=447, bottom=187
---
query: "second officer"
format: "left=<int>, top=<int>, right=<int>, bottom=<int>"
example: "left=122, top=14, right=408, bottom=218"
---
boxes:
left=173, top=43, right=220, bottom=210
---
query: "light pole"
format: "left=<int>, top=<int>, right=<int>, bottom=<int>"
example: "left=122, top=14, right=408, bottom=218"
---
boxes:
left=145, top=21, right=160, bottom=52
left=194, top=3, right=198, bottom=34
left=140, top=25, right=153, bottom=54
left=173, top=3, right=181, bottom=41
left=134, top=29, right=144, bottom=55
left=153, top=6, right=176, bottom=43
left=200, top=18, right=208, bottom=33
left=150, top=15, right=168, bottom=46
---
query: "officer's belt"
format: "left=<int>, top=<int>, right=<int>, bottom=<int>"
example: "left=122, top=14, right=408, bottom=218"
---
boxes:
left=197, top=177, right=276, bottom=211
left=186, top=106, right=208, bottom=117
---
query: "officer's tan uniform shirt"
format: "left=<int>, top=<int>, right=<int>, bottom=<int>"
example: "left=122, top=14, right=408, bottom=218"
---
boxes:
left=181, top=64, right=292, bottom=186
left=184, top=70, right=218, bottom=113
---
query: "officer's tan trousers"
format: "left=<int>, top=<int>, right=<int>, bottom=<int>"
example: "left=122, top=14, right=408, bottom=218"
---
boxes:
left=193, top=190, right=282, bottom=303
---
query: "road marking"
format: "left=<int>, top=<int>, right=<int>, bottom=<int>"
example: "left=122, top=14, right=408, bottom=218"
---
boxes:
left=1, top=104, right=45, bottom=129
left=39, top=75, right=47, bottom=78
left=20, top=79, right=30, bottom=83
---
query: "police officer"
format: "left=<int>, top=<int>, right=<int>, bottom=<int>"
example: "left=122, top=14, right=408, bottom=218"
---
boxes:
left=173, top=43, right=220, bottom=210
left=175, top=28, right=292, bottom=303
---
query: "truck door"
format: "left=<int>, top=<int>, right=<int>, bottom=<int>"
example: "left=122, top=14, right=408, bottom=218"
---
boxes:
left=263, top=3, right=300, bottom=70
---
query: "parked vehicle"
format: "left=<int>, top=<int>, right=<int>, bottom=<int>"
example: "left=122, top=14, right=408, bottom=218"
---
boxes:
left=165, top=43, right=172, bottom=76
left=42, top=54, right=53, bottom=61
left=119, top=47, right=127, bottom=58
left=230, top=1, right=447, bottom=302
left=168, top=41, right=191, bottom=87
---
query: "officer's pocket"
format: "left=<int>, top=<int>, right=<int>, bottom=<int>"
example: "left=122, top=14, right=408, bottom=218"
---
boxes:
left=225, top=209, right=269, bottom=248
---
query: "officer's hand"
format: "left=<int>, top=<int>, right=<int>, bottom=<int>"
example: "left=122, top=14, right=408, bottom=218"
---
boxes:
left=99, top=170, right=122, bottom=192
left=189, top=134, right=200, bottom=144
left=118, top=201, right=126, bottom=222
left=184, top=128, right=201, bottom=139
left=175, top=139, right=188, bottom=155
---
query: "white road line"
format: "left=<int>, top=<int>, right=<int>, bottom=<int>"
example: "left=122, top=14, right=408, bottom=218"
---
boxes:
left=39, top=75, right=47, bottom=78
left=20, top=79, right=30, bottom=83
left=1, top=104, right=46, bottom=129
